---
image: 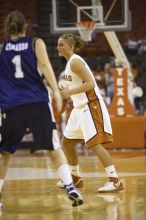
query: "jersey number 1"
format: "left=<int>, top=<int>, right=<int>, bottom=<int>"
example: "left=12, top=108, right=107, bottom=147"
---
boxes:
left=12, top=55, right=24, bottom=78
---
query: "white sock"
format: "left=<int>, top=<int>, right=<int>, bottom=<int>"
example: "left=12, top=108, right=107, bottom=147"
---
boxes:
left=69, top=165, right=80, bottom=176
left=105, top=165, right=118, bottom=178
left=0, top=180, right=4, bottom=192
left=57, top=164, right=72, bottom=186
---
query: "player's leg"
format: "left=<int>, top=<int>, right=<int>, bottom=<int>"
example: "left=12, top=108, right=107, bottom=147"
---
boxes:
left=49, top=148, right=83, bottom=207
left=82, top=100, right=124, bottom=192
left=62, top=138, right=80, bottom=165
left=57, top=137, right=84, bottom=189
left=29, top=102, right=83, bottom=206
left=0, top=152, right=12, bottom=208
left=90, top=144, right=124, bottom=192
left=57, top=107, right=84, bottom=189
left=0, top=107, right=26, bottom=208
left=59, top=133, right=123, bottom=192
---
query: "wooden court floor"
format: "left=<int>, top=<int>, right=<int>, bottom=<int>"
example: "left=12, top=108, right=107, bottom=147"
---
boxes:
left=0, top=148, right=146, bottom=220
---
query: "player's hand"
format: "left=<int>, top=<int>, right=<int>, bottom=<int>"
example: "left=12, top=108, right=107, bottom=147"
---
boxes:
left=60, top=86, right=70, bottom=99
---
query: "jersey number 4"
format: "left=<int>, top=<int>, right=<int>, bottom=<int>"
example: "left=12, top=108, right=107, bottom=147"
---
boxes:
left=12, top=55, right=24, bottom=78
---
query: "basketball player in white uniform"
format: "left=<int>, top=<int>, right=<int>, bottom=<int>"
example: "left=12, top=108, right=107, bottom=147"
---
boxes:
left=57, top=34, right=124, bottom=192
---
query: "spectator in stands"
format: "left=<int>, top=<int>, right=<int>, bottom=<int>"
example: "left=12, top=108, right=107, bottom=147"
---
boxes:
left=137, top=36, right=146, bottom=56
left=125, top=33, right=141, bottom=57
left=134, top=62, right=146, bottom=114
left=103, top=63, right=114, bottom=105
left=92, top=67, right=109, bottom=105
left=26, top=16, right=38, bottom=36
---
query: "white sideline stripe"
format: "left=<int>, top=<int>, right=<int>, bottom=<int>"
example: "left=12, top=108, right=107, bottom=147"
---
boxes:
left=5, top=168, right=146, bottom=180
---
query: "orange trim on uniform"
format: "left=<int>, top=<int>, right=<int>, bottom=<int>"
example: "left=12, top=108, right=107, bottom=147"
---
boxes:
left=62, top=136, right=84, bottom=145
left=86, top=88, right=97, bottom=102
left=86, top=99, right=113, bottom=148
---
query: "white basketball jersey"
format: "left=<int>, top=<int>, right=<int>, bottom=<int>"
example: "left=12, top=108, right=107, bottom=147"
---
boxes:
left=64, top=54, right=103, bottom=107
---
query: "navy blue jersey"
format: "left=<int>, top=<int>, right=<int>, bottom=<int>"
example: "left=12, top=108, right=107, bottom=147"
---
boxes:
left=0, top=36, right=49, bottom=111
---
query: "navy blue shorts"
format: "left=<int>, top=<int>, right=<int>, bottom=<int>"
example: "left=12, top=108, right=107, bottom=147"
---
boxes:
left=0, top=102, right=61, bottom=154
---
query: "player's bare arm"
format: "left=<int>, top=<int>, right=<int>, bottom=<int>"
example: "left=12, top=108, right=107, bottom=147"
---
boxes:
left=35, top=39, right=59, bottom=92
left=35, top=38, right=62, bottom=112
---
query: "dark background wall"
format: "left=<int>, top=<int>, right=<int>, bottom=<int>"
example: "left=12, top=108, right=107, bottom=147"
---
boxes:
left=0, top=0, right=146, bottom=75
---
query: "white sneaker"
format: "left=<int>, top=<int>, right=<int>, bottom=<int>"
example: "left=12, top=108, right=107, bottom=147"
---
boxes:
left=0, top=203, right=2, bottom=209
left=66, top=183, right=83, bottom=207
left=0, top=194, right=3, bottom=209
left=97, top=180, right=124, bottom=193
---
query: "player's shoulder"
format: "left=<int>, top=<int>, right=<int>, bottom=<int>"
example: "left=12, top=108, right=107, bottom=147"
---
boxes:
left=34, top=38, right=46, bottom=48
left=70, top=54, right=85, bottom=66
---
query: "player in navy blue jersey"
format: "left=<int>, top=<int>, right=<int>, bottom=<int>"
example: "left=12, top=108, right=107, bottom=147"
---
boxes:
left=0, top=10, right=83, bottom=208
